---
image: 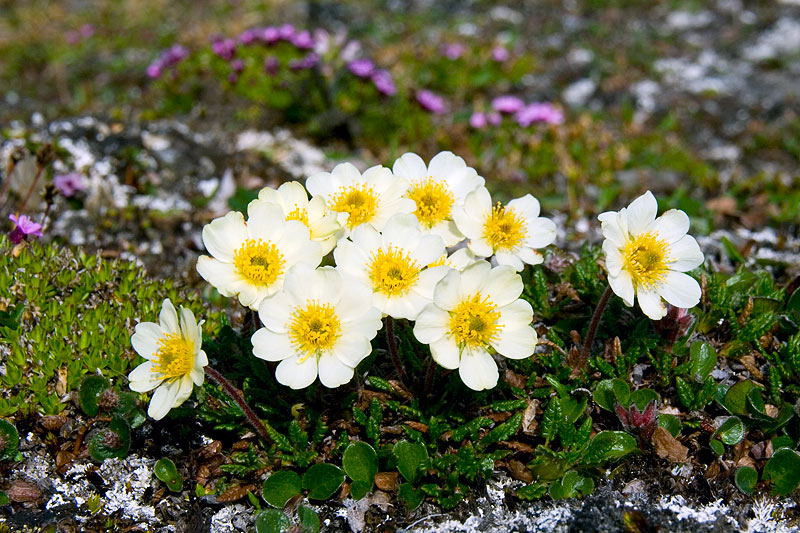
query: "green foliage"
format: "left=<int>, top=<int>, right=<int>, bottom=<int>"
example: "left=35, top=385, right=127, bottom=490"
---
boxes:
left=763, top=449, right=800, bottom=496
left=154, top=458, right=183, bottom=492
left=393, top=440, right=429, bottom=484
left=342, top=441, right=378, bottom=500
left=254, top=509, right=291, bottom=533
left=735, top=466, right=758, bottom=495
left=262, top=470, right=302, bottom=508
left=0, top=238, right=224, bottom=416
left=78, top=375, right=111, bottom=417
left=714, top=417, right=745, bottom=446
left=549, top=470, right=594, bottom=500
left=302, top=463, right=345, bottom=500
left=0, top=419, right=19, bottom=461
left=88, top=416, right=131, bottom=461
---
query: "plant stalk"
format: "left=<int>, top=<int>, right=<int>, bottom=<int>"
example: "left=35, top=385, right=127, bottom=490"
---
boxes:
left=384, top=317, right=406, bottom=382
left=204, top=366, right=271, bottom=443
left=580, top=285, right=614, bottom=361
left=17, top=164, right=45, bottom=215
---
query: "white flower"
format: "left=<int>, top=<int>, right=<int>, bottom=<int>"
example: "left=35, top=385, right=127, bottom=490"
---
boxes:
left=249, top=181, right=342, bottom=255
left=453, top=187, right=557, bottom=271
left=334, top=213, right=448, bottom=320
left=599, top=190, right=705, bottom=320
left=196, top=202, right=323, bottom=311
left=252, top=264, right=382, bottom=389
left=413, top=261, right=537, bottom=391
left=128, top=299, right=207, bottom=420
left=427, top=246, right=479, bottom=272
left=393, top=151, right=485, bottom=246
left=306, top=162, right=414, bottom=237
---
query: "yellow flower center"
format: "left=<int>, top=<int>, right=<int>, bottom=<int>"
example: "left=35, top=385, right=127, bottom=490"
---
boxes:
left=152, top=333, right=194, bottom=380
left=285, top=206, right=309, bottom=226
left=483, top=203, right=526, bottom=252
left=288, top=301, right=342, bottom=361
left=427, top=254, right=447, bottom=268
left=449, top=293, right=502, bottom=348
left=330, top=184, right=378, bottom=229
left=233, top=239, right=285, bottom=286
left=621, top=232, right=670, bottom=289
left=368, top=246, right=420, bottom=296
left=407, top=178, right=454, bottom=227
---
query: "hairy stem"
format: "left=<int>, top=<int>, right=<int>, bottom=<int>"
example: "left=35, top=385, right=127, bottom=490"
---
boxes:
left=204, top=366, right=271, bottom=443
left=17, top=165, right=45, bottom=215
left=384, top=317, right=406, bottom=382
left=580, top=285, right=614, bottom=361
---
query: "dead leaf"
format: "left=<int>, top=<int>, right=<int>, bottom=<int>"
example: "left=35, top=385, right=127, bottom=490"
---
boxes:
left=55, top=366, right=68, bottom=397
left=404, top=421, right=428, bottom=433
left=507, top=459, right=534, bottom=483
left=6, top=480, right=42, bottom=503
left=740, top=353, right=763, bottom=380
left=504, top=369, right=526, bottom=389
left=652, top=426, right=689, bottom=462
left=521, top=399, right=539, bottom=436
left=374, top=472, right=398, bottom=492
left=216, top=484, right=255, bottom=503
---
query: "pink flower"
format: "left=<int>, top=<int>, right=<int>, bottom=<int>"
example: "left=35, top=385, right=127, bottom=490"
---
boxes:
left=491, top=46, right=509, bottom=62
left=371, top=69, right=396, bottom=96
left=80, top=24, right=95, bottom=38
left=469, top=111, right=487, bottom=129
left=264, top=56, right=280, bottom=75
left=491, top=95, right=525, bottom=114
left=515, top=102, right=563, bottom=126
left=416, top=90, right=446, bottom=114
left=53, top=172, right=87, bottom=197
left=261, top=26, right=280, bottom=44
left=488, top=112, right=502, bottom=126
left=347, top=58, right=374, bottom=78
left=8, top=214, right=42, bottom=244
left=441, top=42, right=465, bottom=60
left=239, top=29, right=258, bottom=45
left=146, top=60, right=164, bottom=80
left=278, top=23, right=296, bottom=40
left=212, top=38, right=236, bottom=61
left=289, top=53, right=319, bottom=71
left=231, top=59, right=244, bottom=73
left=292, top=30, right=315, bottom=50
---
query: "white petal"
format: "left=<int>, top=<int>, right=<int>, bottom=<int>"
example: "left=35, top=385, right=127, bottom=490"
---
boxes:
left=257, top=291, right=294, bottom=332
left=131, top=322, right=163, bottom=360
left=410, top=235, right=446, bottom=267
left=525, top=218, right=557, bottom=248
left=148, top=382, right=180, bottom=420
left=625, top=191, right=658, bottom=235
left=392, top=152, right=428, bottom=182
left=179, top=307, right=200, bottom=349
left=494, top=251, right=524, bottom=272
left=247, top=202, right=287, bottom=243
left=467, top=238, right=494, bottom=258
left=202, top=211, right=247, bottom=262
left=276, top=355, right=318, bottom=389
left=427, top=151, right=461, bottom=179
left=482, top=265, right=523, bottom=306
left=668, top=235, right=704, bottom=272
left=516, top=247, right=544, bottom=266
left=658, top=271, right=702, bottom=309
left=128, top=362, right=160, bottom=392
left=603, top=241, right=624, bottom=276
left=318, top=355, right=356, bottom=388
left=452, top=206, right=485, bottom=241
left=497, top=299, right=533, bottom=329
left=650, top=209, right=689, bottom=243
left=459, top=261, right=492, bottom=298
left=491, top=324, right=537, bottom=360
left=637, top=288, right=667, bottom=320
left=458, top=348, right=499, bottom=390
left=336, top=285, right=379, bottom=325
left=507, top=194, right=541, bottom=220
left=413, top=305, right=450, bottom=344
left=599, top=212, right=627, bottom=247
left=433, top=270, right=462, bottom=311
left=429, top=337, right=461, bottom=370
left=174, top=375, right=195, bottom=407
left=252, top=328, right=296, bottom=362
left=332, top=334, right=373, bottom=368
left=609, top=270, right=635, bottom=307
left=195, top=257, right=241, bottom=297
left=305, top=171, right=335, bottom=200
left=414, top=266, right=449, bottom=301
left=159, top=299, right=180, bottom=334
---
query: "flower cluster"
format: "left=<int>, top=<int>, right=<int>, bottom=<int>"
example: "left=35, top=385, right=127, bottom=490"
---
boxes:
left=195, top=151, right=556, bottom=391
left=471, top=96, right=563, bottom=129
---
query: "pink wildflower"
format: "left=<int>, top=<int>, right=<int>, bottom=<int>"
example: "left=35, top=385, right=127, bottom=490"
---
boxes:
left=8, top=214, right=42, bottom=244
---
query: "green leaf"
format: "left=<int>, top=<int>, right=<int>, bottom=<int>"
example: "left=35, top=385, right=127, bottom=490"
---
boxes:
left=709, top=439, right=725, bottom=455
left=657, top=414, right=682, bottom=438
left=0, top=304, right=23, bottom=329
left=593, top=379, right=630, bottom=411
left=154, top=458, right=183, bottom=492
left=630, top=389, right=659, bottom=411
left=398, top=482, right=424, bottom=509
left=715, top=416, right=745, bottom=445
left=735, top=466, right=758, bottom=495
left=721, top=236, right=745, bottom=264
left=79, top=375, right=110, bottom=417
left=479, top=412, right=522, bottom=449
left=763, top=449, right=800, bottom=496
left=88, top=416, right=131, bottom=461
left=262, top=470, right=302, bottom=508
left=254, top=509, right=291, bottom=533
left=724, top=380, right=762, bottom=415
left=689, top=342, right=716, bottom=381
left=675, top=377, right=695, bottom=409
left=772, top=436, right=795, bottom=451
left=516, top=482, right=547, bottom=500
left=0, top=419, right=19, bottom=461
left=393, top=440, right=429, bottom=484
left=228, top=187, right=260, bottom=215
left=366, top=376, right=394, bottom=393
left=584, top=431, right=638, bottom=465
left=298, top=504, right=321, bottom=533
left=302, top=463, right=345, bottom=500
left=0, top=491, right=8, bottom=505
left=342, top=441, right=377, bottom=498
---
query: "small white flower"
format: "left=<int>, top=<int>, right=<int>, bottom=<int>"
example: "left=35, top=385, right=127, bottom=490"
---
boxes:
left=249, top=181, right=342, bottom=255
left=599, top=190, right=705, bottom=320
left=413, top=261, right=537, bottom=391
left=453, top=187, right=557, bottom=271
left=334, top=213, right=448, bottom=320
left=427, top=246, right=479, bottom=272
left=252, top=264, right=382, bottom=389
left=393, top=151, right=485, bottom=246
left=128, top=299, right=208, bottom=420
left=196, top=202, right=323, bottom=311
left=306, top=162, right=414, bottom=237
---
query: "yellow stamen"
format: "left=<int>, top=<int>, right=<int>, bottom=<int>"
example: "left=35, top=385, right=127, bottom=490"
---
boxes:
left=449, top=293, right=502, bottom=348
left=330, top=184, right=378, bottom=229
left=285, top=206, right=309, bottom=226
left=407, top=178, right=454, bottom=227
left=483, top=203, right=526, bottom=252
left=368, top=246, right=421, bottom=296
left=152, top=333, right=193, bottom=380
left=233, top=239, right=285, bottom=286
left=621, top=232, right=670, bottom=289
left=427, top=254, right=447, bottom=268
left=289, top=301, right=341, bottom=361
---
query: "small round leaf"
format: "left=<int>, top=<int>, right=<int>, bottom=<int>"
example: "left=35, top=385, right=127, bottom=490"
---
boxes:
left=262, top=470, right=302, bottom=508
left=79, top=375, right=110, bottom=417
left=154, top=458, right=183, bottom=492
left=715, top=416, right=745, bottom=446
left=392, top=440, right=429, bottom=484
left=298, top=504, right=321, bottom=533
left=735, top=466, right=758, bottom=495
left=88, top=416, right=131, bottom=461
left=302, top=463, right=345, bottom=500
left=343, top=442, right=378, bottom=485
left=254, top=509, right=291, bottom=533
left=0, top=419, right=19, bottom=461
left=763, top=448, right=800, bottom=496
